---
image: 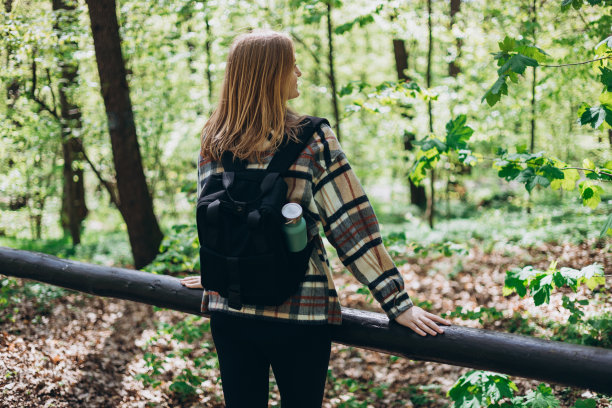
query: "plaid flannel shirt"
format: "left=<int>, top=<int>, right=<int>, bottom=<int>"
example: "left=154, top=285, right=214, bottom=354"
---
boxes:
left=197, top=124, right=414, bottom=325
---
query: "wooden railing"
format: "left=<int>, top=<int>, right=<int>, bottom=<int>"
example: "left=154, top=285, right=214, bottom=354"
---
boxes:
left=0, top=246, right=610, bottom=394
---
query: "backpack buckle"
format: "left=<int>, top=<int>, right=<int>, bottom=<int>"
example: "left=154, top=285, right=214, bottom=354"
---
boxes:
left=228, top=202, right=246, bottom=216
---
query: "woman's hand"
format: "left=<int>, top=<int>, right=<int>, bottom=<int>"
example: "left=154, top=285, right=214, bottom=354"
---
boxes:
left=394, top=306, right=452, bottom=336
left=180, top=275, right=203, bottom=289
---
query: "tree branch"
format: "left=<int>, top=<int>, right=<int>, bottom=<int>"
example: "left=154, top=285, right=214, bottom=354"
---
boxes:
left=561, top=166, right=612, bottom=178
left=541, top=55, right=611, bottom=68
left=576, top=8, right=589, bottom=28
left=31, top=96, right=60, bottom=120
left=289, top=31, right=332, bottom=82
left=45, top=67, right=57, bottom=113
left=73, top=138, right=121, bottom=208
left=29, top=47, right=59, bottom=120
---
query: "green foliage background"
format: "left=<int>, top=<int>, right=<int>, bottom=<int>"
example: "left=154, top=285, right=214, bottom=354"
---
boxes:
left=1, top=0, right=611, bottom=243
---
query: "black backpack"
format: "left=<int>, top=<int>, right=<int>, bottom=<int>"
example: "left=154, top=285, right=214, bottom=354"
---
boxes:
left=196, top=116, right=330, bottom=310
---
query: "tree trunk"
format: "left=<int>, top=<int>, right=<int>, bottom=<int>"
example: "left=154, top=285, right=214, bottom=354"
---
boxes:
left=447, top=0, right=462, bottom=218
left=53, top=0, right=88, bottom=246
left=326, top=0, right=341, bottom=141
left=426, top=0, right=435, bottom=228
left=179, top=3, right=209, bottom=115
left=530, top=0, right=537, bottom=153
left=4, top=0, right=20, bottom=115
left=204, top=12, right=213, bottom=109
left=392, top=38, right=427, bottom=211
left=449, top=0, right=461, bottom=77
left=85, top=0, right=163, bottom=269
left=608, top=129, right=612, bottom=148
left=528, top=0, right=537, bottom=215
left=4, top=0, right=28, bottom=208
left=530, top=68, right=536, bottom=153
left=60, top=139, right=87, bottom=244
left=312, top=33, right=323, bottom=117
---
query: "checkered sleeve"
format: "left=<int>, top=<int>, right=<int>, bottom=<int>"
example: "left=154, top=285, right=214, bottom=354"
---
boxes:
left=311, top=125, right=414, bottom=321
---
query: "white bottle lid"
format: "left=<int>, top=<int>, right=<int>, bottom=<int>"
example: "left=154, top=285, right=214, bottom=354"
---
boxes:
left=281, top=203, right=302, bottom=221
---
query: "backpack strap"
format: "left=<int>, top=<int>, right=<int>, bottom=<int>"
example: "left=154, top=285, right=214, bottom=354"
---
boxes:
left=267, top=116, right=331, bottom=174
left=221, top=151, right=247, bottom=172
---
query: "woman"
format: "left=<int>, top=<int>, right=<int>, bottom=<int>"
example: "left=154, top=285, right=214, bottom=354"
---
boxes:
left=181, top=29, right=452, bottom=407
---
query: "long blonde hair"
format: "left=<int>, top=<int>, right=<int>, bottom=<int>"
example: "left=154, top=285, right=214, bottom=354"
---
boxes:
left=200, top=29, right=307, bottom=163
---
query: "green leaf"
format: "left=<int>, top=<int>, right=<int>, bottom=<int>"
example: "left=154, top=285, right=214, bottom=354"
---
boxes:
left=600, top=67, right=612, bottom=92
left=497, top=54, right=539, bottom=76
left=553, top=272, right=567, bottom=288
left=445, top=115, right=474, bottom=150
left=579, top=106, right=607, bottom=129
left=531, top=276, right=552, bottom=305
left=499, top=36, right=516, bottom=52
left=504, top=278, right=527, bottom=297
left=338, top=82, right=354, bottom=97
left=550, top=168, right=579, bottom=191
left=559, top=268, right=580, bottom=291
left=482, top=75, right=508, bottom=106
left=503, top=267, right=535, bottom=297
left=600, top=213, right=612, bottom=237
left=581, top=263, right=604, bottom=279
left=448, top=370, right=517, bottom=408
left=516, top=167, right=535, bottom=182
left=539, top=164, right=564, bottom=181
left=579, top=181, right=603, bottom=209
left=596, top=35, right=612, bottom=54
left=582, top=158, right=596, bottom=169
left=577, top=102, right=590, bottom=118
left=334, top=6, right=380, bottom=35
left=416, top=136, right=447, bottom=152
left=522, top=384, right=560, bottom=408
left=527, top=175, right=550, bottom=191
left=573, top=399, right=597, bottom=408
left=516, top=143, right=529, bottom=154
left=459, top=149, right=478, bottom=165
left=410, top=149, right=440, bottom=185
left=498, top=165, right=521, bottom=180
left=599, top=91, right=612, bottom=108
left=586, top=276, right=606, bottom=290
left=516, top=168, right=540, bottom=191
left=516, top=45, right=549, bottom=63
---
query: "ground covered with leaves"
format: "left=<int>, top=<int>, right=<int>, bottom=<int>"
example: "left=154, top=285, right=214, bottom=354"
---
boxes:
left=0, top=238, right=610, bottom=407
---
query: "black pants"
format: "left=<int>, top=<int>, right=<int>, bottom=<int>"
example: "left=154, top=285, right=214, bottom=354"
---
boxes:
left=209, top=311, right=332, bottom=408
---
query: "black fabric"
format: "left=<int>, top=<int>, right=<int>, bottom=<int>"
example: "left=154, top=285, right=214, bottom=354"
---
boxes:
left=196, top=116, right=331, bottom=309
left=221, top=152, right=247, bottom=172
left=210, top=311, right=332, bottom=408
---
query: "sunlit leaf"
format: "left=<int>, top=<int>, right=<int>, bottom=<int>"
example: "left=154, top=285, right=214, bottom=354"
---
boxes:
left=497, top=54, right=539, bottom=76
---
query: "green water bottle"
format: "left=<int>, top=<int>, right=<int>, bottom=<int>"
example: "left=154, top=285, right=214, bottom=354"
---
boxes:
left=281, top=203, right=307, bottom=252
